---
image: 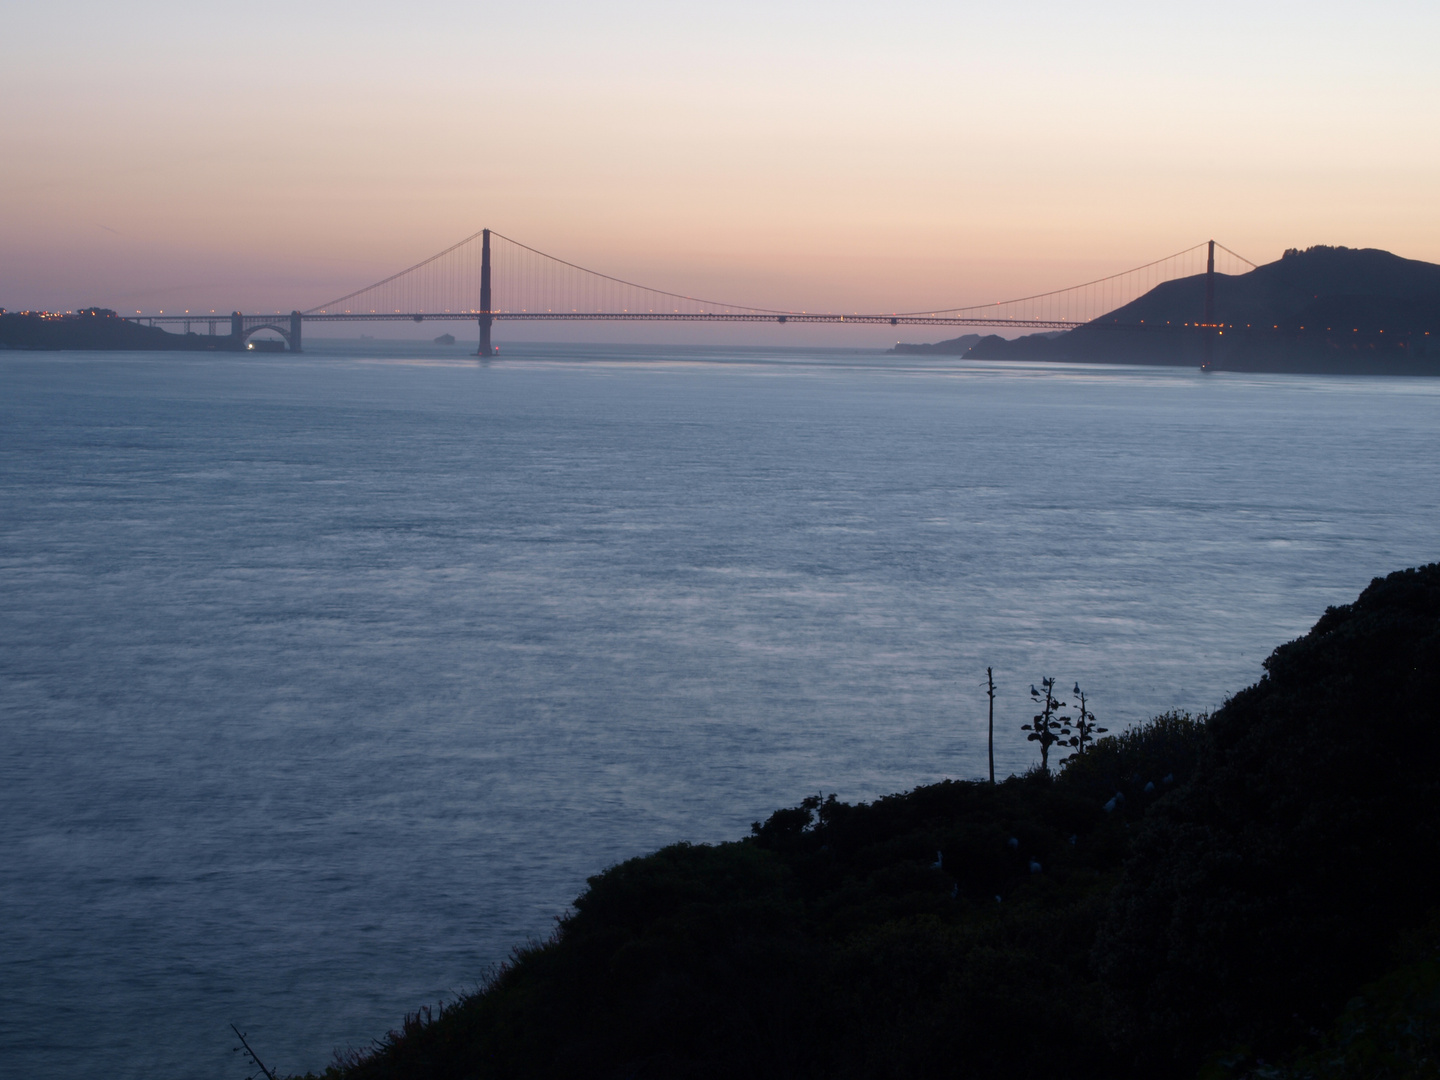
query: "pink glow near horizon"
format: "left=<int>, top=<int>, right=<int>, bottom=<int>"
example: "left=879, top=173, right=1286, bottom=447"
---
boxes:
left=4, top=0, right=1438, bottom=342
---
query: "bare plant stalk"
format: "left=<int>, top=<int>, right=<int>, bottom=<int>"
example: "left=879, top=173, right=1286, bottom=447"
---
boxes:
left=1066, top=686, right=1108, bottom=754
left=986, top=667, right=996, bottom=785
left=231, top=1024, right=279, bottom=1080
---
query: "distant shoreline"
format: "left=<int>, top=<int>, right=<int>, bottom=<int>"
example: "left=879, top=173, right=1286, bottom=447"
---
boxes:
left=0, top=309, right=242, bottom=352
left=890, top=328, right=1440, bottom=376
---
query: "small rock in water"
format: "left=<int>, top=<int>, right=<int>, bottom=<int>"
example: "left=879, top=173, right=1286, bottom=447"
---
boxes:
left=1029, top=859, right=1042, bottom=874
left=1007, top=836, right=1019, bottom=850
left=1144, top=781, right=1156, bottom=795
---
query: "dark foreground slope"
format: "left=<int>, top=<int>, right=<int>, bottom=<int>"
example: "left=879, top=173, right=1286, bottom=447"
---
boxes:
left=315, top=565, right=1440, bottom=1080
left=963, top=246, right=1440, bottom=373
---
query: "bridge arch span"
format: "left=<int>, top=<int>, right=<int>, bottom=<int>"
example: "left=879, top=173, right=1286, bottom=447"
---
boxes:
left=231, top=310, right=303, bottom=352
left=239, top=323, right=296, bottom=350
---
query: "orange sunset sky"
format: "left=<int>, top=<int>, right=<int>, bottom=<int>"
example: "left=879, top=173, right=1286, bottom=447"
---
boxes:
left=4, top=0, right=1438, bottom=344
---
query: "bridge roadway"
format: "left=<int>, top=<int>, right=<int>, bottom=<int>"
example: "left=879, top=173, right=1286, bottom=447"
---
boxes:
left=129, top=312, right=1086, bottom=328
left=125, top=310, right=1093, bottom=352
left=316, top=312, right=1086, bottom=327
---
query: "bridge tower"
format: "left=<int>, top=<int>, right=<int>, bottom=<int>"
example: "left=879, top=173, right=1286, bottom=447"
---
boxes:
left=290, top=311, right=303, bottom=353
left=1203, top=239, right=1216, bottom=369
left=1205, top=239, right=1215, bottom=325
left=478, top=228, right=493, bottom=357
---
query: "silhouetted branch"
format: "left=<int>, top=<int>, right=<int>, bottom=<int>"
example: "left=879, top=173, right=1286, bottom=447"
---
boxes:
left=231, top=1024, right=279, bottom=1080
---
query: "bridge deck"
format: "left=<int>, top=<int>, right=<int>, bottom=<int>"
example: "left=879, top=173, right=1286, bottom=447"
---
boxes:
left=130, top=312, right=1089, bottom=330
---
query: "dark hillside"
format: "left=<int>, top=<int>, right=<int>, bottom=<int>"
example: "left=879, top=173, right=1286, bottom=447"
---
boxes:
left=325, top=725, right=1209, bottom=1080
left=1110, top=244, right=1440, bottom=329
left=964, top=246, right=1440, bottom=372
left=313, top=565, right=1440, bottom=1080
left=1098, top=564, right=1440, bottom=1069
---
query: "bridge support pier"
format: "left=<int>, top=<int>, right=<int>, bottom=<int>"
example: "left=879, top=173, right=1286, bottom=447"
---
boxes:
left=290, top=311, right=303, bottom=353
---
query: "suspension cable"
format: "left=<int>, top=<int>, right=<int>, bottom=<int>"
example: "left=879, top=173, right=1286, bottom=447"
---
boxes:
left=896, top=242, right=1216, bottom=316
left=488, top=232, right=794, bottom=314
left=308, top=231, right=1263, bottom=320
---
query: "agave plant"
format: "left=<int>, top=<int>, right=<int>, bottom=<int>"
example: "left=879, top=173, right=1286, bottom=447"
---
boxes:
left=1023, top=677, right=1070, bottom=773
left=1063, top=684, right=1108, bottom=755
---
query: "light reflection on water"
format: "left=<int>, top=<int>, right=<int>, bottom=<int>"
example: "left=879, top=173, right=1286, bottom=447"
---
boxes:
left=2, top=343, right=1438, bottom=1078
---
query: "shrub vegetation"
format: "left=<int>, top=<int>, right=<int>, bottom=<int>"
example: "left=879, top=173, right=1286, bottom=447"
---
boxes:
left=309, top=564, right=1440, bottom=1080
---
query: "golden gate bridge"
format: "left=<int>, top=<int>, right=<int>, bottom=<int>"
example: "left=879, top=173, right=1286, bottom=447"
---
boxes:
left=126, top=230, right=1256, bottom=354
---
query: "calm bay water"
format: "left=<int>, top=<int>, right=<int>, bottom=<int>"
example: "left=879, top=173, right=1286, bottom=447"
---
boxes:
left=2, top=342, right=1438, bottom=1079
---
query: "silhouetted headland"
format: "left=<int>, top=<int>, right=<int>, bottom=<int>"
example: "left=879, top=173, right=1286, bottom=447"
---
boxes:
left=895, top=245, right=1440, bottom=374
left=890, top=331, right=983, bottom=355
left=0, top=308, right=242, bottom=351
left=306, top=563, right=1440, bottom=1080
